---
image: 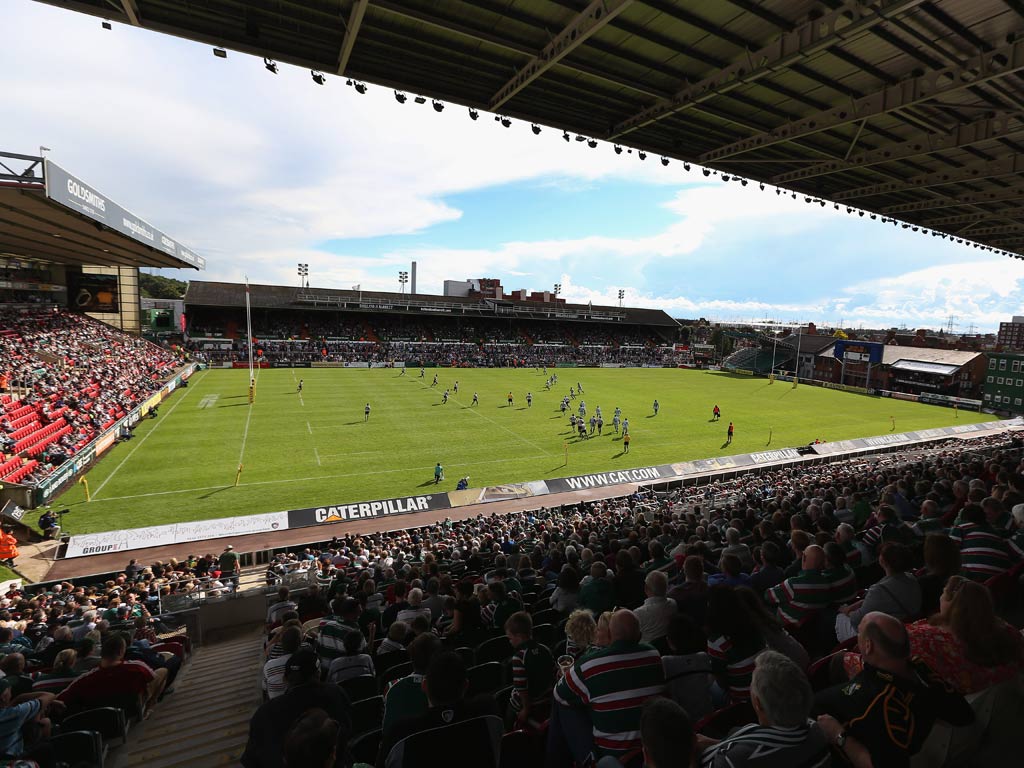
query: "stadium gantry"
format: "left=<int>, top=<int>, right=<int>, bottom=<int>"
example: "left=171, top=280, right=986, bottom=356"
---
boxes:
left=34, top=0, right=1024, bottom=258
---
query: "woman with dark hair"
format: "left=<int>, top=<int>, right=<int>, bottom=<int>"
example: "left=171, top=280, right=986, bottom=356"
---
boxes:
left=705, top=585, right=766, bottom=705
left=917, top=533, right=961, bottom=616
left=549, top=567, right=581, bottom=614
left=612, top=549, right=646, bottom=609
left=841, top=576, right=1024, bottom=694
left=835, top=541, right=920, bottom=642
left=445, top=579, right=483, bottom=644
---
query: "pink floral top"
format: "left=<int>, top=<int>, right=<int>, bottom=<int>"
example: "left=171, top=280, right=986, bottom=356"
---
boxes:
left=843, top=619, right=1024, bottom=694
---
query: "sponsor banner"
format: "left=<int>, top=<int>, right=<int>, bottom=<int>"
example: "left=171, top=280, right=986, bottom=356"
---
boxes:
left=95, top=428, right=118, bottom=457
left=448, top=480, right=549, bottom=508
left=749, top=448, right=802, bottom=464
left=730, top=368, right=754, bottom=375
left=810, top=439, right=868, bottom=455
left=370, top=362, right=391, bottom=369
left=64, top=511, right=289, bottom=558
left=673, top=455, right=753, bottom=475
left=288, top=493, right=451, bottom=527
left=36, top=444, right=97, bottom=502
left=44, top=160, right=204, bottom=269
left=312, top=362, right=347, bottom=368
left=861, top=432, right=914, bottom=448
left=232, top=361, right=270, bottom=369
left=820, top=381, right=869, bottom=394
left=346, top=362, right=370, bottom=368
left=600, top=363, right=623, bottom=368
left=546, top=466, right=666, bottom=493
left=271, top=361, right=312, bottom=368
left=918, top=392, right=983, bottom=410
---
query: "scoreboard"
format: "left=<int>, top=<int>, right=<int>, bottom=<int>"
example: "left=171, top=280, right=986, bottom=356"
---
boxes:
left=833, top=340, right=884, bottom=364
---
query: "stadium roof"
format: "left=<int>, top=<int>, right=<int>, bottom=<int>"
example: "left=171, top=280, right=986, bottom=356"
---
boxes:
left=36, top=0, right=1024, bottom=258
left=0, top=152, right=205, bottom=270
left=184, top=280, right=678, bottom=326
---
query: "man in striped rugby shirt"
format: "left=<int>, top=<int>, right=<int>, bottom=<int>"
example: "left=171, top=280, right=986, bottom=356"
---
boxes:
left=949, top=503, right=1016, bottom=581
left=765, top=545, right=832, bottom=629
left=697, top=650, right=829, bottom=768
left=504, top=611, right=554, bottom=728
left=548, top=609, right=666, bottom=766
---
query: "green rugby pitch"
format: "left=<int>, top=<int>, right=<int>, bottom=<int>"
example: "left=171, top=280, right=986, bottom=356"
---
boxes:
left=53, top=368, right=989, bottom=534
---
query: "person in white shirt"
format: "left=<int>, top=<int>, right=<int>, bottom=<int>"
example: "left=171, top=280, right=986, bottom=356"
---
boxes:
left=634, top=571, right=677, bottom=644
left=263, top=626, right=302, bottom=699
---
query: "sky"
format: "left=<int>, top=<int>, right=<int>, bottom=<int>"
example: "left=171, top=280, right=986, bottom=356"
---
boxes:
left=2, top=0, right=1023, bottom=331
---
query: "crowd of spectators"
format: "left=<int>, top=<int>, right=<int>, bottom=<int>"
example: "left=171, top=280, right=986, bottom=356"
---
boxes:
left=234, top=430, right=1024, bottom=766
left=0, top=307, right=180, bottom=485
left=186, top=313, right=679, bottom=368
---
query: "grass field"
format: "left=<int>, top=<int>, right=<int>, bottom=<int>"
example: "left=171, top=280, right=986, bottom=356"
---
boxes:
left=52, top=367, right=989, bottom=534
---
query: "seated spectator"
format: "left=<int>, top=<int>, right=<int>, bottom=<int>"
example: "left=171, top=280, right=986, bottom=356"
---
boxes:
left=267, top=586, right=297, bottom=629
left=917, top=533, right=960, bottom=616
left=0, top=678, right=62, bottom=767
left=579, top=561, right=614, bottom=616
left=782, top=531, right=812, bottom=578
left=706, top=586, right=766, bottom=705
left=840, top=576, right=1024, bottom=695
left=815, top=612, right=973, bottom=767
left=748, top=541, right=784, bottom=594
left=242, top=648, right=352, bottom=768
left=396, top=588, right=431, bottom=626
left=835, top=542, right=920, bottom=643
left=950, top=503, right=1015, bottom=581
left=297, top=584, right=330, bottom=621
left=708, top=554, right=750, bottom=589
left=72, top=634, right=102, bottom=673
left=31, top=649, right=80, bottom=694
left=548, top=609, right=666, bottom=765
left=381, top=581, right=410, bottom=630
left=326, top=629, right=375, bottom=685
left=315, top=598, right=366, bottom=662
left=283, top=708, right=341, bottom=768
left=766, top=544, right=832, bottom=629
left=594, top=611, right=613, bottom=649
left=265, top=615, right=302, bottom=660
left=624, top=698, right=694, bottom=768
left=697, top=650, right=829, bottom=768
left=635, top=571, right=677, bottom=644
left=376, top=622, right=408, bottom=655
left=834, top=523, right=864, bottom=567
left=505, top=611, right=554, bottom=728
left=550, top=568, right=581, bottom=614
left=480, top=581, right=518, bottom=630
left=822, top=542, right=857, bottom=606
left=858, top=504, right=910, bottom=560
left=380, top=652, right=501, bottom=768
left=912, top=499, right=945, bottom=538
left=668, top=555, right=709, bottom=627
left=0, top=654, right=34, bottom=699
left=612, top=550, right=646, bottom=609
left=564, top=609, right=598, bottom=660
left=263, top=626, right=302, bottom=700
left=57, top=634, right=168, bottom=717
left=382, top=633, right=441, bottom=734
left=661, top=614, right=713, bottom=721
left=721, top=527, right=754, bottom=573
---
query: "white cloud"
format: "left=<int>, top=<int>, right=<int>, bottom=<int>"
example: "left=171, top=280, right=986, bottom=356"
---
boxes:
left=1, top=2, right=1020, bottom=331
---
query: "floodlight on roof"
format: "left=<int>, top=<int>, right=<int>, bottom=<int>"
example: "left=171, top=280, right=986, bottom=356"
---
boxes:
left=500, top=117, right=511, bottom=128
left=562, top=131, right=570, bottom=142
left=614, top=145, right=622, bottom=154
left=354, top=82, right=367, bottom=94
left=264, top=58, right=278, bottom=74
left=468, top=108, right=479, bottom=120
left=432, top=100, right=444, bottom=112
left=415, top=95, right=427, bottom=104
left=311, top=71, right=325, bottom=85
left=661, top=156, right=669, bottom=166
left=531, top=124, right=541, bottom=135
left=213, top=48, right=227, bottom=58
left=587, top=139, right=597, bottom=148
left=394, top=91, right=407, bottom=103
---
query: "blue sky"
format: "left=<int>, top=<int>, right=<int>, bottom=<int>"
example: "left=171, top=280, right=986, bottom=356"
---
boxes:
left=3, top=0, right=1023, bottom=331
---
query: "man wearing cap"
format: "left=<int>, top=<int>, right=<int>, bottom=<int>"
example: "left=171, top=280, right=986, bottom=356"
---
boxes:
left=242, top=648, right=352, bottom=768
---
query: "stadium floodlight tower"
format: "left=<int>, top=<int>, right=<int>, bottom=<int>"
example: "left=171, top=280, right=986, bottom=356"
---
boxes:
left=618, top=289, right=625, bottom=307
left=399, top=270, right=408, bottom=295
left=297, top=263, right=308, bottom=289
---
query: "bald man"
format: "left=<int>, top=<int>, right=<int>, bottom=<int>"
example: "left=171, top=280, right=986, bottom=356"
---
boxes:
left=814, top=612, right=972, bottom=768
left=548, top=609, right=666, bottom=766
left=765, top=544, right=833, bottom=629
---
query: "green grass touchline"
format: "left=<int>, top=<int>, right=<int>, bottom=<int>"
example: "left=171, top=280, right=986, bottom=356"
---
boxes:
left=51, top=369, right=990, bottom=535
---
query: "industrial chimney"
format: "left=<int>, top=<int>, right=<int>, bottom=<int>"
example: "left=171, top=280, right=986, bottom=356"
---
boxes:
left=411, top=261, right=417, bottom=295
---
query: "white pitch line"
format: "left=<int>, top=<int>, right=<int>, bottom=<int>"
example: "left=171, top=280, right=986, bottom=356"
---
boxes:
left=307, top=421, right=313, bottom=435
left=91, top=370, right=205, bottom=499
left=423, top=388, right=554, bottom=457
left=313, top=446, right=321, bottom=466
left=82, top=452, right=551, bottom=504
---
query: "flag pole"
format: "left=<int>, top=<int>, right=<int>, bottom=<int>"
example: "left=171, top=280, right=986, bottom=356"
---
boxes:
left=245, top=277, right=255, bottom=403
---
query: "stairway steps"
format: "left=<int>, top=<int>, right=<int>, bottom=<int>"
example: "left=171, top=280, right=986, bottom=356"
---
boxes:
left=113, top=634, right=264, bottom=768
